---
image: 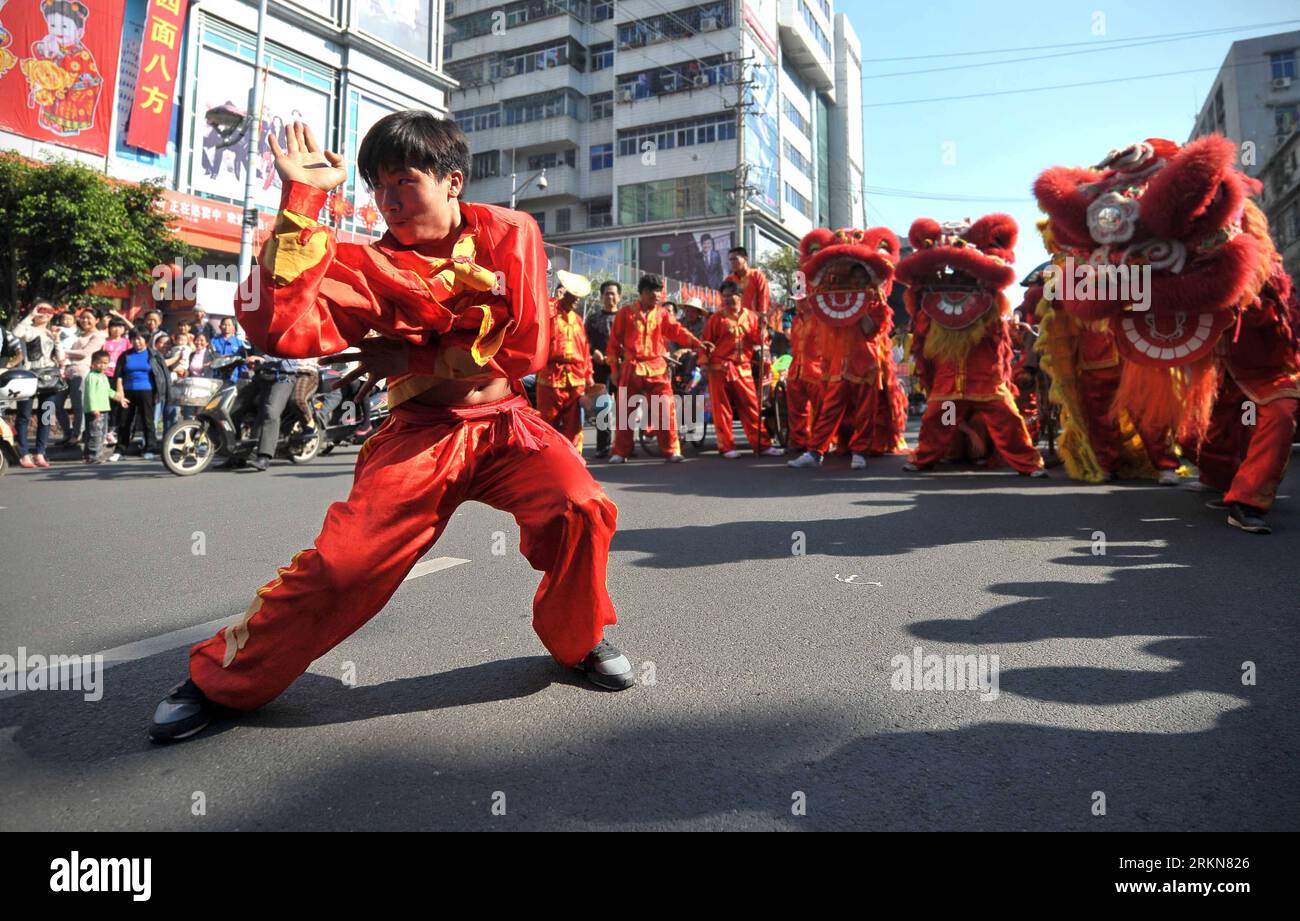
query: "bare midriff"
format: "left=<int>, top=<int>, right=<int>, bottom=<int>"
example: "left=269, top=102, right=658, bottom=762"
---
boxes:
left=405, top=374, right=512, bottom=407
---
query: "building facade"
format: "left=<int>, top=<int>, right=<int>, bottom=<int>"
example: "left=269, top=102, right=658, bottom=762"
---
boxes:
left=1257, top=127, right=1300, bottom=284
left=444, top=0, right=867, bottom=291
left=0, top=0, right=454, bottom=315
left=1189, top=31, right=1300, bottom=177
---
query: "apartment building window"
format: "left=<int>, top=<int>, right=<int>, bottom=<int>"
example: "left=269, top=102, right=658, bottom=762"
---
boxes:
left=592, top=0, right=614, bottom=21
left=1271, top=51, right=1297, bottom=81
left=529, top=211, right=546, bottom=233
left=798, top=0, right=832, bottom=58
left=588, top=199, right=613, bottom=228
left=590, top=91, right=613, bottom=120
left=618, top=172, right=734, bottom=224
left=784, top=183, right=812, bottom=218
left=504, top=89, right=583, bottom=125
left=782, top=55, right=811, bottom=99
left=616, top=3, right=732, bottom=49
left=496, top=38, right=585, bottom=79
left=591, top=143, right=614, bottom=171
left=556, top=207, right=571, bottom=232
left=527, top=149, right=576, bottom=170
left=783, top=97, right=811, bottom=137
left=446, top=0, right=579, bottom=44
left=592, top=42, right=614, bottom=71
left=782, top=139, right=812, bottom=177
left=1276, top=104, right=1299, bottom=138
left=617, top=55, right=734, bottom=101
left=471, top=150, right=500, bottom=180
left=456, top=103, right=501, bottom=132
left=617, top=112, right=736, bottom=156
left=1214, top=85, right=1225, bottom=132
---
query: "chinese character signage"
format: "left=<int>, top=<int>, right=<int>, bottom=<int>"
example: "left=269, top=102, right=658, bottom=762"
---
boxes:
left=0, top=0, right=126, bottom=156
left=125, top=0, right=186, bottom=154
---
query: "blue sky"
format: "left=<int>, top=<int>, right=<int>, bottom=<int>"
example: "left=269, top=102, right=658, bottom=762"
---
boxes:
left=845, top=0, right=1300, bottom=276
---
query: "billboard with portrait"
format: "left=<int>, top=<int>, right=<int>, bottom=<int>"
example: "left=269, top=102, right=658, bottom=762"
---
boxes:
left=639, top=227, right=733, bottom=290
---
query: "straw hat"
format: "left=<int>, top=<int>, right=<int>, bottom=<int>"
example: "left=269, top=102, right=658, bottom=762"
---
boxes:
left=554, top=269, right=592, bottom=298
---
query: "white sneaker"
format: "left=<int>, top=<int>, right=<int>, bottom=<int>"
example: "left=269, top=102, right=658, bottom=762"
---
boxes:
left=787, top=452, right=822, bottom=468
left=760, top=446, right=784, bottom=457
left=607, top=454, right=626, bottom=464
left=108, top=453, right=122, bottom=463
left=142, top=452, right=159, bottom=461
left=722, top=449, right=741, bottom=459
left=1157, top=469, right=1181, bottom=486
left=850, top=453, right=867, bottom=469
left=1029, top=468, right=1049, bottom=478
left=667, top=453, right=685, bottom=463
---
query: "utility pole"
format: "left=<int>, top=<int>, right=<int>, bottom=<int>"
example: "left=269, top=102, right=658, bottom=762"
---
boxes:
left=726, top=53, right=758, bottom=251
left=237, top=0, right=270, bottom=291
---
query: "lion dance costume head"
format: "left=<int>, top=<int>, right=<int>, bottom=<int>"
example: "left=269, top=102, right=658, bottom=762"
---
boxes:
left=896, top=213, right=1019, bottom=367
left=1032, top=136, right=1276, bottom=440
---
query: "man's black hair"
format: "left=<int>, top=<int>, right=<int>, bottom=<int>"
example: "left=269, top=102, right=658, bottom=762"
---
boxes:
left=600, top=280, right=621, bottom=295
left=638, top=273, right=664, bottom=293
left=728, top=246, right=748, bottom=259
left=357, top=110, right=471, bottom=190
left=719, top=279, right=742, bottom=296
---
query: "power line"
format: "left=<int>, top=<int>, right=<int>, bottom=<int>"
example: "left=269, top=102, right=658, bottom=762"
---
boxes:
left=861, top=21, right=1300, bottom=80
left=859, top=19, right=1300, bottom=63
left=862, top=53, right=1279, bottom=109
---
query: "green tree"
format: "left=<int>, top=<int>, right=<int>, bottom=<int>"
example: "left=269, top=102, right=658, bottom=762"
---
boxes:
left=0, top=153, right=198, bottom=324
left=756, top=246, right=801, bottom=307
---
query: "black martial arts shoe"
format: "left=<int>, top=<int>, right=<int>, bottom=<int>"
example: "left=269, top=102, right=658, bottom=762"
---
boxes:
left=1227, top=503, right=1271, bottom=535
left=149, top=679, right=233, bottom=743
left=250, top=454, right=270, bottom=472
left=576, top=639, right=635, bottom=691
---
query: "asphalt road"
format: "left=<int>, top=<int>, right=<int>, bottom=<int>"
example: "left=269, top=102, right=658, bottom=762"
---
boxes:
left=1, top=424, right=1297, bottom=831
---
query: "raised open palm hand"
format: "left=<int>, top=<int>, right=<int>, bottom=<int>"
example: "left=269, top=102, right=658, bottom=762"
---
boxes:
left=268, top=120, right=347, bottom=193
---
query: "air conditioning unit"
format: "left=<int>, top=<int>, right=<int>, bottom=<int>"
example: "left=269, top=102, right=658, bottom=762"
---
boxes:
left=1273, top=76, right=1293, bottom=90
left=620, top=86, right=636, bottom=102
left=693, top=74, right=708, bottom=87
left=503, top=61, right=517, bottom=76
left=701, top=16, right=720, bottom=32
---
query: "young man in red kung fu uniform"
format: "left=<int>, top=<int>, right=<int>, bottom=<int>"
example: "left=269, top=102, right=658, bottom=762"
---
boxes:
left=536, top=269, right=595, bottom=452
left=701, top=279, right=785, bottom=458
left=150, top=114, right=633, bottom=743
left=606, top=274, right=710, bottom=464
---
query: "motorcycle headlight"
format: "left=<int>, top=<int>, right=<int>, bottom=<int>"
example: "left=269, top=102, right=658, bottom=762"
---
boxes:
left=204, top=394, right=223, bottom=410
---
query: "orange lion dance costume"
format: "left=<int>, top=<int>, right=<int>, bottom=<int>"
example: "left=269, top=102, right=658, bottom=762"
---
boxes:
left=897, top=215, right=1044, bottom=475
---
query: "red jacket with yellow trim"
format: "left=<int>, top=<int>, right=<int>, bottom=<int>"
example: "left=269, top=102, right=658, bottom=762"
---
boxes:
left=239, top=181, right=548, bottom=401
left=701, top=306, right=764, bottom=381
left=539, top=300, right=593, bottom=388
left=607, top=303, right=700, bottom=382
left=1218, top=264, right=1300, bottom=405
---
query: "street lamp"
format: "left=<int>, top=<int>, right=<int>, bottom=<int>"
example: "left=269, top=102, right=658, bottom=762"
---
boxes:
left=510, top=168, right=548, bottom=209
left=203, top=0, right=268, bottom=306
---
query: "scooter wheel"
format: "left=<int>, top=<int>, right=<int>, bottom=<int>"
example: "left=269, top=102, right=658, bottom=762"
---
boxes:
left=162, top=420, right=215, bottom=476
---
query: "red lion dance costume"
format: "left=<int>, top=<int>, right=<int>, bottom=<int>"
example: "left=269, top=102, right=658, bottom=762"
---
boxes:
left=787, top=226, right=908, bottom=468
left=898, top=215, right=1045, bottom=475
left=1033, top=136, right=1298, bottom=531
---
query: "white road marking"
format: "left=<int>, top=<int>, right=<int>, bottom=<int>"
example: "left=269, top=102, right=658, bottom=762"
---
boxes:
left=0, top=556, right=470, bottom=699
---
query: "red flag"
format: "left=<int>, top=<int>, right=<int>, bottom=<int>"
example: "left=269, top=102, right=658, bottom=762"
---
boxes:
left=125, top=0, right=188, bottom=154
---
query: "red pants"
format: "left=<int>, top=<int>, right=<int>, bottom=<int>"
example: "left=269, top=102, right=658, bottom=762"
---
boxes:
left=536, top=382, right=584, bottom=450
left=613, top=373, right=679, bottom=458
left=1080, top=368, right=1178, bottom=472
left=786, top=376, right=822, bottom=453
left=808, top=379, right=871, bottom=455
left=912, top=393, right=1043, bottom=473
left=1198, top=378, right=1297, bottom=512
left=709, top=369, right=768, bottom=453
left=190, top=393, right=619, bottom=711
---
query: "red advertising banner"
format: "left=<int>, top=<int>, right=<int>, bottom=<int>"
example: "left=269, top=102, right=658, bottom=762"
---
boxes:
left=0, top=0, right=125, bottom=156
left=124, top=0, right=185, bottom=154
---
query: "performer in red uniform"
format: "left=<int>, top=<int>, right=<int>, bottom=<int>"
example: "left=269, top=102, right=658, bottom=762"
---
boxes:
left=701, top=279, right=784, bottom=457
left=784, top=297, right=823, bottom=455
left=150, top=114, right=634, bottom=742
left=536, top=270, right=594, bottom=452
left=898, top=215, right=1046, bottom=476
left=606, top=274, right=710, bottom=463
left=1196, top=253, right=1300, bottom=534
left=787, top=227, right=908, bottom=470
left=725, top=245, right=775, bottom=332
